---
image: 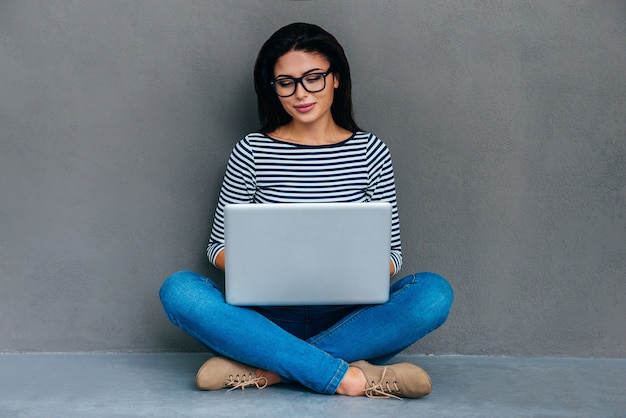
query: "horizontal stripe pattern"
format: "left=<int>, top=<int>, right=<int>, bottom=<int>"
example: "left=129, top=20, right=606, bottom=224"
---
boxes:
left=207, top=131, right=402, bottom=274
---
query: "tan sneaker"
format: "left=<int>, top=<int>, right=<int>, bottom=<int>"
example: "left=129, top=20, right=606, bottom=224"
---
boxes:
left=196, top=356, right=268, bottom=391
left=350, top=360, right=432, bottom=399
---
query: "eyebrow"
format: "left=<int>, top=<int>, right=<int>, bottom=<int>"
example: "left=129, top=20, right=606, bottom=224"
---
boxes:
left=275, top=68, right=324, bottom=79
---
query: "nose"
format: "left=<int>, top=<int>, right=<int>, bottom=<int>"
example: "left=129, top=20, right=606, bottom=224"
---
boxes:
left=294, top=80, right=308, bottom=98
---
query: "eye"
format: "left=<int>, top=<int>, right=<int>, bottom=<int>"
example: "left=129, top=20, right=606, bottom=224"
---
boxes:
left=276, top=79, right=295, bottom=88
left=304, top=74, right=323, bottom=82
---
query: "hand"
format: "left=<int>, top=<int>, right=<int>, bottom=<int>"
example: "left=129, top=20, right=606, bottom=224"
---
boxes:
left=215, top=249, right=226, bottom=272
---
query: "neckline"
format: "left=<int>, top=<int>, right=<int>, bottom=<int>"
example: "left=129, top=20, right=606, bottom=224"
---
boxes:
left=261, top=131, right=358, bottom=148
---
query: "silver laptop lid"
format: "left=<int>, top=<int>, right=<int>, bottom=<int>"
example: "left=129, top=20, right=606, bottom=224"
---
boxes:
left=224, top=202, right=392, bottom=306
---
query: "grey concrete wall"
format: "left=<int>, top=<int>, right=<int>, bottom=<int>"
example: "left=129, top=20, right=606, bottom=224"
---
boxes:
left=1, top=1, right=624, bottom=357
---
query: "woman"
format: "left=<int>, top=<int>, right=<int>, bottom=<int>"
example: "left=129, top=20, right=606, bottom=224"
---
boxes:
left=160, top=22, right=453, bottom=399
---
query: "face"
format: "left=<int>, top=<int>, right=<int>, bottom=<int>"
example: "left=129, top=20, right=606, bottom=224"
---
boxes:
left=273, top=49, right=339, bottom=127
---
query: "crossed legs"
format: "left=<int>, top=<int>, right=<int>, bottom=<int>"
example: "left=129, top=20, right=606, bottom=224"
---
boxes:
left=159, top=270, right=453, bottom=395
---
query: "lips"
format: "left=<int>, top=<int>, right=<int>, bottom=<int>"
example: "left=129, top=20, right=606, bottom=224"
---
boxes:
left=294, top=103, right=316, bottom=113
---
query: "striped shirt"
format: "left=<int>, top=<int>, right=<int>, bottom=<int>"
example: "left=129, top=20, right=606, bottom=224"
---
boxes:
left=207, top=131, right=403, bottom=274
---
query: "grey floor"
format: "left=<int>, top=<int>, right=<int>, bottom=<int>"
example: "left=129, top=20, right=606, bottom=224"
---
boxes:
left=1, top=353, right=625, bottom=418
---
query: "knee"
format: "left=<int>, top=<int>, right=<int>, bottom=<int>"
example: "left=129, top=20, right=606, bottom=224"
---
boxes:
left=411, top=272, right=454, bottom=326
left=159, top=270, right=205, bottom=317
left=160, top=270, right=191, bottom=302
left=417, top=272, right=454, bottom=303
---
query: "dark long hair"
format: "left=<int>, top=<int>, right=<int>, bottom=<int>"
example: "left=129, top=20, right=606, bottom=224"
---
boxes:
left=253, top=22, right=361, bottom=133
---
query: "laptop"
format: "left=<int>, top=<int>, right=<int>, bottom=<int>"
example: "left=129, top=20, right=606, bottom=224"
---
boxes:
left=224, top=202, right=392, bottom=306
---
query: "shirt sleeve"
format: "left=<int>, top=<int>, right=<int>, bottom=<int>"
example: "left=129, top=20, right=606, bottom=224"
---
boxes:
left=366, top=134, right=403, bottom=275
left=206, top=137, right=256, bottom=266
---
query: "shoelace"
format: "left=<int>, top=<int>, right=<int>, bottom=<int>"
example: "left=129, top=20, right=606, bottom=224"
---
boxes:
left=363, top=367, right=402, bottom=400
left=225, top=373, right=268, bottom=392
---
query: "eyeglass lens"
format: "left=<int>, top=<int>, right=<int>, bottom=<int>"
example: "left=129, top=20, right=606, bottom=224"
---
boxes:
left=273, top=72, right=328, bottom=97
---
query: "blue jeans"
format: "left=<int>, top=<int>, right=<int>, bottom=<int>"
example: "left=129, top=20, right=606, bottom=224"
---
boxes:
left=159, top=270, right=453, bottom=394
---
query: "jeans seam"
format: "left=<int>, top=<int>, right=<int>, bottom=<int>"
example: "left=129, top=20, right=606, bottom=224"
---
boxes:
left=324, top=359, right=349, bottom=394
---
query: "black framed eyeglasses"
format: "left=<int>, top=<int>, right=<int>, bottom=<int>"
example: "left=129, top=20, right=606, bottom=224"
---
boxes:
left=270, top=69, right=332, bottom=97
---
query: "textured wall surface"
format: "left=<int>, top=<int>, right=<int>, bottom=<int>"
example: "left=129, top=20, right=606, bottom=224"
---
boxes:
left=1, top=1, right=625, bottom=356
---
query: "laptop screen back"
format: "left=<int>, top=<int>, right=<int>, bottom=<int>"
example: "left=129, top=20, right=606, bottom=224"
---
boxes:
left=224, top=202, right=391, bottom=306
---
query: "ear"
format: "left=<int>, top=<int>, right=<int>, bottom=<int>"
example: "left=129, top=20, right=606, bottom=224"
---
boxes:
left=333, top=73, right=340, bottom=89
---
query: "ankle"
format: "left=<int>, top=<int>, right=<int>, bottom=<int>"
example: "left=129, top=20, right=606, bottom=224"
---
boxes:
left=256, top=369, right=281, bottom=386
left=336, top=366, right=367, bottom=396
